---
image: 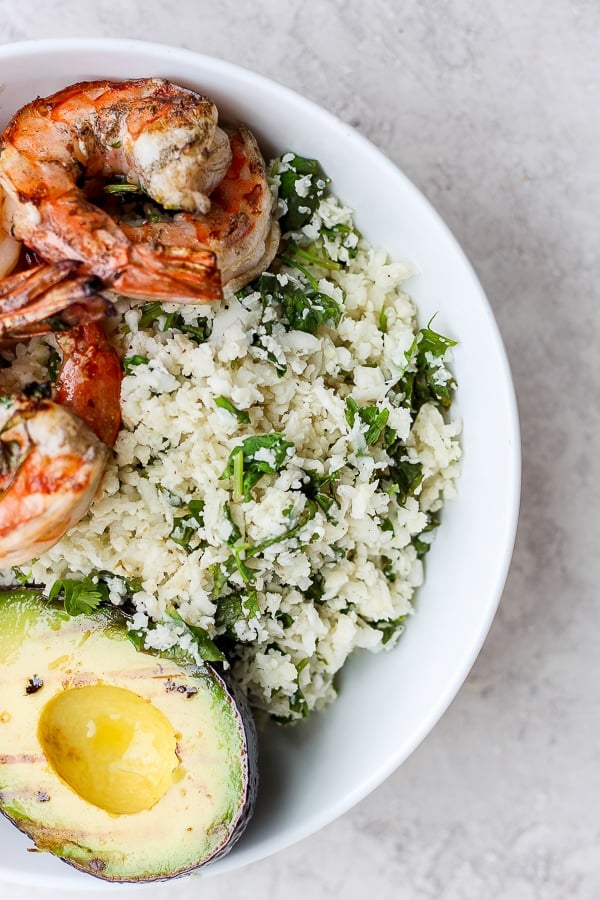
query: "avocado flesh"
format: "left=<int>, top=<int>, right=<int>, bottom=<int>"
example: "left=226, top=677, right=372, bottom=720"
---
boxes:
left=0, top=590, right=257, bottom=882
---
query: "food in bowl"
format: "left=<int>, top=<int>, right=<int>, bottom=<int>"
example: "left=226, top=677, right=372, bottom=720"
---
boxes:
left=0, top=74, right=460, bottom=881
left=0, top=590, right=257, bottom=881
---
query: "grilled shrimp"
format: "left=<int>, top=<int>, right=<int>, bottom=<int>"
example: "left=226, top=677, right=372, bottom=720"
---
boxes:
left=0, top=78, right=229, bottom=303
left=0, top=259, right=116, bottom=339
left=0, top=310, right=122, bottom=567
left=0, top=190, right=20, bottom=280
left=114, top=125, right=280, bottom=293
left=0, top=394, right=110, bottom=568
left=54, top=322, right=122, bottom=447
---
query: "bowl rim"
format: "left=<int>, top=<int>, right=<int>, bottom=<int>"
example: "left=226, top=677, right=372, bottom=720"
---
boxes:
left=0, top=36, right=521, bottom=888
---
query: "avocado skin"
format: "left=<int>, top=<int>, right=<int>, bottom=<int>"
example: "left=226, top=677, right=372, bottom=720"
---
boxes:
left=202, top=668, right=259, bottom=870
left=0, top=589, right=259, bottom=882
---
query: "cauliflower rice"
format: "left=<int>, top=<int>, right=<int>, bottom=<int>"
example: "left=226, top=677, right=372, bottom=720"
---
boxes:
left=0, top=159, right=461, bottom=722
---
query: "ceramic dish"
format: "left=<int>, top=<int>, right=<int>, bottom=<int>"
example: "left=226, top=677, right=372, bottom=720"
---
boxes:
left=0, top=37, right=520, bottom=890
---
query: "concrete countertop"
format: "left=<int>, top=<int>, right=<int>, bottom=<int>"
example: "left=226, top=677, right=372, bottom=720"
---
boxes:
left=0, top=1, right=597, bottom=898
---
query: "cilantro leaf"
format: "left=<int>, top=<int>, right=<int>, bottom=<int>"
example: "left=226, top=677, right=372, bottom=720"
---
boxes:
left=372, top=614, right=409, bottom=645
left=302, top=470, right=339, bottom=518
left=412, top=515, right=439, bottom=559
left=257, top=272, right=342, bottom=335
left=123, top=355, right=149, bottom=375
left=345, top=398, right=391, bottom=446
left=138, top=302, right=211, bottom=343
left=399, top=323, right=457, bottom=415
left=169, top=499, right=205, bottom=553
left=221, top=433, right=294, bottom=501
left=274, top=154, right=330, bottom=233
left=48, top=576, right=109, bottom=616
left=45, top=344, right=61, bottom=383
left=215, top=591, right=260, bottom=634
left=166, top=607, right=224, bottom=662
left=214, top=396, right=251, bottom=424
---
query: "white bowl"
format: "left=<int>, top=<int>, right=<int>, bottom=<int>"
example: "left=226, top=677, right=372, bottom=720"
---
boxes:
left=0, top=38, right=520, bottom=890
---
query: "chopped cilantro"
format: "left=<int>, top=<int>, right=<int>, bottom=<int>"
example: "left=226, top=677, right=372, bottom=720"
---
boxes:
left=412, top=515, right=439, bottom=559
left=322, top=222, right=361, bottom=259
left=277, top=612, right=294, bottom=629
left=138, top=302, right=164, bottom=328
left=123, top=355, right=149, bottom=375
left=138, top=302, right=211, bottom=343
left=10, top=566, right=34, bottom=586
left=169, top=499, right=205, bottom=553
left=166, top=608, right=224, bottom=662
left=103, top=181, right=144, bottom=195
left=302, top=469, right=339, bottom=518
left=304, top=572, right=325, bottom=603
left=221, top=433, right=294, bottom=502
left=372, top=615, right=409, bottom=645
left=386, top=454, right=423, bottom=503
left=45, top=344, right=61, bottom=383
left=345, top=398, right=391, bottom=446
left=214, top=396, right=251, bottom=424
left=215, top=592, right=260, bottom=633
left=378, top=306, right=389, bottom=334
left=274, top=154, right=330, bottom=233
left=399, top=322, right=457, bottom=415
left=48, top=576, right=109, bottom=616
left=280, top=241, right=341, bottom=272
left=257, top=272, right=342, bottom=335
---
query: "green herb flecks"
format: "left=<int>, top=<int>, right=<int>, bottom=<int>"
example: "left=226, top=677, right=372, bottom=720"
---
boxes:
left=257, top=272, right=342, bottom=335
left=280, top=240, right=341, bottom=273
left=412, top=515, right=439, bottom=559
left=103, top=181, right=144, bottom=195
left=399, top=322, right=457, bottom=415
left=277, top=611, right=294, bottom=629
left=302, top=469, right=340, bottom=519
left=215, top=592, right=260, bottom=634
left=169, top=499, right=205, bottom=553
left=123, top=355, right=150, bottom=375
left=385, top=452, right=423, bottom=504
left=221, top=433, right=294, bottom=502
left=274, top=154, right=330, bottom=233
left=343, top=398, right=423, bottom=502
left=138, top=302, right=211, bottom=344
left=165, top=608, right=224, bottom=662
left=214, top=396, right=251, bottom=424
left=211, top=500, right=319, bottom=632
left=345, top=397, right=391, bottom=447
left=372, top=614, right=409, bottom=645
left=44, top=344, right=61, bottom=383
left=48, top=576, right=110, bottom=617
left=322, top=222, right=361, bottom=260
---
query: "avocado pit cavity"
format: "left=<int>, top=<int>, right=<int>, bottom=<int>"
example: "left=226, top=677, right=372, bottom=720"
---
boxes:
left=37, top=684, right=179, bottom=815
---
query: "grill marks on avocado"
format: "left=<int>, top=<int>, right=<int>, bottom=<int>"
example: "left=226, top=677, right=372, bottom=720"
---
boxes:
left=25, top=675, right=44, bottom=695
left=0, top=590, right=258, bottom=882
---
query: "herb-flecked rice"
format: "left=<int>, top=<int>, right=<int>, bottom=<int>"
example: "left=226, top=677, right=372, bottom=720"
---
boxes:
left=0, top=155, right=461, bottom=723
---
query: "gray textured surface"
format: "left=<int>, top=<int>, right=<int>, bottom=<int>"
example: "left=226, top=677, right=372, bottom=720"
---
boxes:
left=0, top=1, right=598, bottom=898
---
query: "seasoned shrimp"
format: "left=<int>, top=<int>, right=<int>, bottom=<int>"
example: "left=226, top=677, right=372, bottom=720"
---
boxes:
left=54, top=322, right=122, bottom=447
left=0, top=181, right=115, bottom=338
left=0, top=394, right=110, bottom=568
left=0, top=78, right=228, bottom=303
left=0, top=190, right=20, bottom=279
left=0, top=309, right=122, bottom=567
left=0, top=259, right=115, bottom=339
left=115, top=125, right=280, bottom=293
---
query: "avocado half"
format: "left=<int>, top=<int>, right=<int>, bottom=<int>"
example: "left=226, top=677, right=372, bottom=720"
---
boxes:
left=0, top=590, right=258, bottom=882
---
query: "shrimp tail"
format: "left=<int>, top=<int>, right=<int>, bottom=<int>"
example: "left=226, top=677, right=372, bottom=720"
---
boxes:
left=110, top=244, right=222, bottom=303
left=0, top=261, right=115, bottom=338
